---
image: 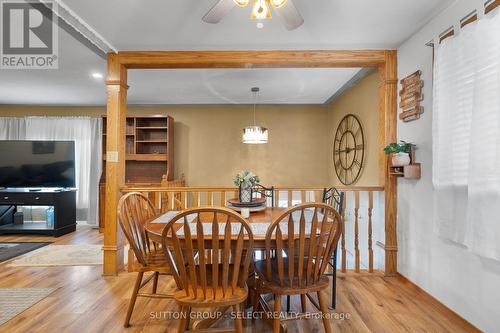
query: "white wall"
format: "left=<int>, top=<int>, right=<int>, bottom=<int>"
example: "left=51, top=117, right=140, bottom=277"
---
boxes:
left=397, top=1, right=500, bottom=331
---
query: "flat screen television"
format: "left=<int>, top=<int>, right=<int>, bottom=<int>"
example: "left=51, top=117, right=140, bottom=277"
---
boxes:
left=0, top=140, right=75, bottom=188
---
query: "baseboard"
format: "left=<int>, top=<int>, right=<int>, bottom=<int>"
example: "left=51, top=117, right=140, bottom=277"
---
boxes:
left=396, top=273, right=481, bottom=332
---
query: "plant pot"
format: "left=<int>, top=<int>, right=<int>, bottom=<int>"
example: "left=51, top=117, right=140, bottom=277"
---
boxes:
left=392, top=152, right=411, bottom=167
left=239, top=186, right=253, bottom=203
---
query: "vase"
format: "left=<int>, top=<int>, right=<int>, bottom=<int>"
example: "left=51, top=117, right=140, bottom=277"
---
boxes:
left=239, top=186, right=252, bottom=203
left=392, top=152, right=411, bottom=167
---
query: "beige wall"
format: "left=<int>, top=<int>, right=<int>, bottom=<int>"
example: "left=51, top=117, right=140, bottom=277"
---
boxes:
left=0, top=72, right=379, bottom=188
left=327, top=70, right=380, bottom=186
left=0, top=104, right=331, bottom=187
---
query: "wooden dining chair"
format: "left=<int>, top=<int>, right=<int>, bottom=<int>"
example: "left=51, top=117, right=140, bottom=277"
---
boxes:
left=254, top=203, right=341, bottom=333
left=117, top=192, right=173, bottom=328
left=161, top=207, right=254, bottom=333
left=322, top=187, right=345, bottom=309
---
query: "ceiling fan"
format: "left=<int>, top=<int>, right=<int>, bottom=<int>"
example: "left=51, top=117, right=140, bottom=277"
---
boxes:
left=202, top=0, right=304, bottom=31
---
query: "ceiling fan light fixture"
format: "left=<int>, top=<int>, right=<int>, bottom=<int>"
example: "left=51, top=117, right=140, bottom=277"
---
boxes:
left=269, top=0, right=288, bottom=8
left=233, top=0, right=250, bottom=7
left=250, top=0, right=271, bottom=20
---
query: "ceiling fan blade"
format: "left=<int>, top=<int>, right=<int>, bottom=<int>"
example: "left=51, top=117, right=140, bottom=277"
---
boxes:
left=273, top=0, right=304, bottom=30
left=202, top=0, right=236, bottom=24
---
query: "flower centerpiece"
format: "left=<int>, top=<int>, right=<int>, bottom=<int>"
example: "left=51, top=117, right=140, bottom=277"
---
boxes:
left=234, top=171, right=260, bottom=203
left=384, top=141, right=415, bottom=167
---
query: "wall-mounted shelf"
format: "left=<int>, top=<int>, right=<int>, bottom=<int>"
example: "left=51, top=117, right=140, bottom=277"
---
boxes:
left=390, top=163, right=421, bottom=179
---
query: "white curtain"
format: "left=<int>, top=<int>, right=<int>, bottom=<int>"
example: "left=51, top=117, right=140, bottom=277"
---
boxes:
left=0, top=118, right=26, bottom=139
left=0, top=117, right=102, bottom=225
left=433, top=10, right=500, bottom=260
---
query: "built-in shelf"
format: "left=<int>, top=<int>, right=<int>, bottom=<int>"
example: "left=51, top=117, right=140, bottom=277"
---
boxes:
left=135, top=140, right=168, bottom=143
left=100, top=115, right=174, bottom=231
left=103, top=154, right=168, bottom=162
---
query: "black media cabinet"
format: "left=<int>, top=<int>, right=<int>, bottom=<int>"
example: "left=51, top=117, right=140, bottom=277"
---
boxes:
left=0, top=188, right=76, bottom=237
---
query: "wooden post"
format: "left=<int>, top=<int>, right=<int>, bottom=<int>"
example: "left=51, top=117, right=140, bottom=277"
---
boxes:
left=380, top=51, right=398, bottom=276
left=103, top=53, right=128, bottom=275
left=368, top=191, right=374, bottom=273
left=354, top=191, right=360, bottom=273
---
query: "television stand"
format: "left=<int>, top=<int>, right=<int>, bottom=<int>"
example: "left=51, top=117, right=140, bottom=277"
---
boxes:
left=0, top=188, right=76, bottom=237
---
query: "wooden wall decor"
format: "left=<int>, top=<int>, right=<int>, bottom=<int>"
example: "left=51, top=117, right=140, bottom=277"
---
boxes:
left=399, top=70, right=424, bottom=122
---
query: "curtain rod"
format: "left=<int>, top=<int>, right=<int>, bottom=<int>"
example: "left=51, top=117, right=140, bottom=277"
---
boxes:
left=425, top=0, right=497, bottom=47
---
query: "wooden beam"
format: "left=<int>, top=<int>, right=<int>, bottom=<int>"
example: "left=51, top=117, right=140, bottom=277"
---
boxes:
left=103, top=53, right=128, bottom=275
left=117, top=50, right=387, bottom=69
left=380, top=50, right=398, bottom=276
left=102, top=49, right=399, bottom=277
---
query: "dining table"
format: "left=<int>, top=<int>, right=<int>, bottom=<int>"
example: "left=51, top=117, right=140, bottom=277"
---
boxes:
left=145, top=206, right=290, bottom=248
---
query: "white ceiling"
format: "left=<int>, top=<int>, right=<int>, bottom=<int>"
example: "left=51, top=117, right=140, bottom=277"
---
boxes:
left=0, top=0, right=452, bottom=106
left=128, top=68, right=361, bottom=104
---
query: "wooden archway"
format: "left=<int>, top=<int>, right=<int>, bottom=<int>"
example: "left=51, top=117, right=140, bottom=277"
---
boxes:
left=103, top=50, right=398, bottom=276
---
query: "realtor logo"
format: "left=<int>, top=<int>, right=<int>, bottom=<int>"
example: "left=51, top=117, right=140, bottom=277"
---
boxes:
left=1, top=0, right=58, bottom=69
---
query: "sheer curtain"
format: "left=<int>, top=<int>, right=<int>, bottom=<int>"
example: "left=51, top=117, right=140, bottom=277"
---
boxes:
left=23, top=117, right=102, bottom=225
left=433, top=10, right=500, bottom=260
left=0, top=118, right=26, bottom=139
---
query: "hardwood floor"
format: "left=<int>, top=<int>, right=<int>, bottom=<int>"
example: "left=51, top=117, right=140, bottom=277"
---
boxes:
left=0, top=227, right=479, bottom=333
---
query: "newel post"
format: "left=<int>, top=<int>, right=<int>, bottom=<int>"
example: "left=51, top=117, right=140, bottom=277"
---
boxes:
left=379, top=50, right=398, bottom=276
left=103, top=53, right=128, bottom=275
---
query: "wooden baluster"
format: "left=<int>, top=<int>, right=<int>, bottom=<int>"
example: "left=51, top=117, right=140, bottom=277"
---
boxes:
left=341, top=193, right=347, bottom=273
left=193, top=192, right=199, bottom=208
left=207, top=191, right=213, bottom=206
left=167, top=192, right=173, bottom=211
left=161, top=192, right=168, bottom=213
left=287, top=190, right=293, bottom=207
left=220, top=191, right=226, bottom=206
left=354, top=191, right=360, bottom=273
left=301, top=190, right=306, bottom=204
left=152, top=192, right=159, bottom=212
left=180, top=192, right=186, bottom=210
left=368, top=191, right=374, bottom=273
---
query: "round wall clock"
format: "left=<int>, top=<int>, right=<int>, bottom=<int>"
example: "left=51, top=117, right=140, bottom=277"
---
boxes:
left=333, top=114, right=365, bottom=185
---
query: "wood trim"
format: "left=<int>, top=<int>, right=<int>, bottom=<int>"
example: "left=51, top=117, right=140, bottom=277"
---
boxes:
left=117, top=50, right=387, bottom=69
left=121, top=186, right=385, bottom=192
left=104, top=49, right=398, bottom=276
left=103, top=53, right=127, bottom=275
left=380, top=51, right=398, bottom=276
left=396, top=273, right=481, bottom=332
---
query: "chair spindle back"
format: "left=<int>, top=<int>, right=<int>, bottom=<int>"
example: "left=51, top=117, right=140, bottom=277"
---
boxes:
left=117, top=192, right=158, bottom=266
left=161, top=207, right=254, bottom=301
left=264, top=203, right=341, bottom=288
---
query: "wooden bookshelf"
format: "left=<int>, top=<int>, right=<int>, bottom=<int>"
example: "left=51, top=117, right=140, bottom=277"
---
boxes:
left=101, top=116, right=174, bottom=183
left=99, top=116, right=174, bottom=231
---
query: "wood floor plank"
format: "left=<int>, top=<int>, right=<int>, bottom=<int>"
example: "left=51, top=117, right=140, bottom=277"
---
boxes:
left=0, top=227, right=479, bottom=333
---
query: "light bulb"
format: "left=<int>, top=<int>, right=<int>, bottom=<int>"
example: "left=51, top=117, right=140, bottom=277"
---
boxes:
left=233, top=0, right=249, bottom=7
left=251, top=0, right=271, bottom=20
left=269, top=0, right=287, bottom=8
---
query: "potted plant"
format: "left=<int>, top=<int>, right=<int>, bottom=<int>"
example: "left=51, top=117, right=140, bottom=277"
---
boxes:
left=234, top=171, right=260, bottom=203
left=384, top=141, right=415, bottom=167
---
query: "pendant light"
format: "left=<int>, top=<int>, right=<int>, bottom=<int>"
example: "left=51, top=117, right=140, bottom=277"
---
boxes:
left=243, top=87, right=268, bottom=144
